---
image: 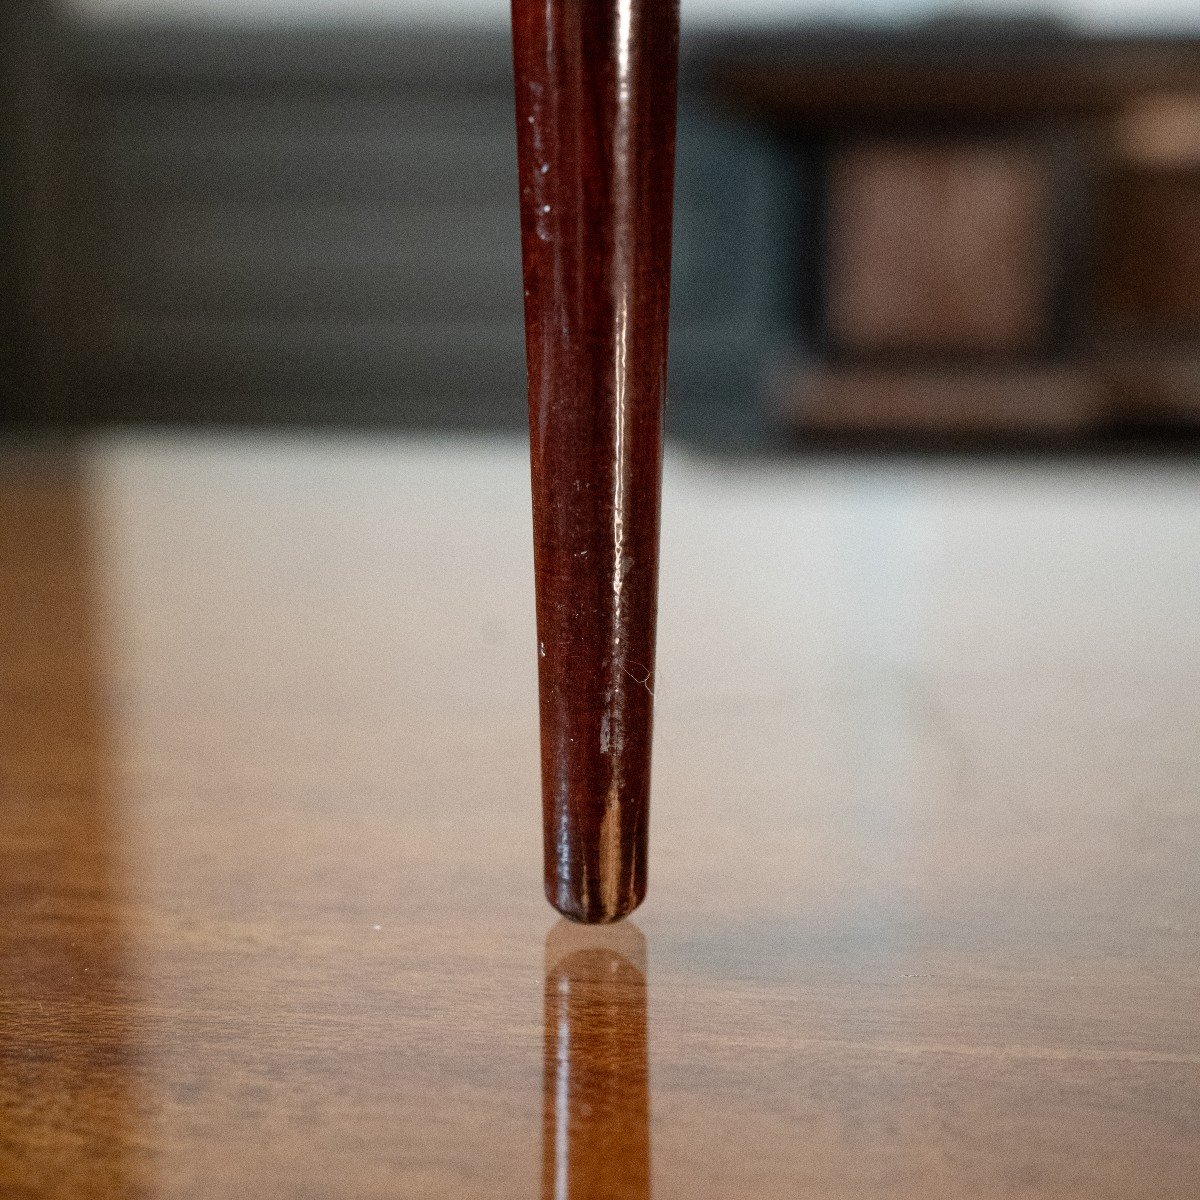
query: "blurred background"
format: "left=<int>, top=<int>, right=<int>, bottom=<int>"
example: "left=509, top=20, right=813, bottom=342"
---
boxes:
left=4, top=0, right=1200, bottom=447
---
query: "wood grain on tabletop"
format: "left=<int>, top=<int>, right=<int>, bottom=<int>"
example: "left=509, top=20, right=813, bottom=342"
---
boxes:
left=1, top=436, right=1199, bottom=1200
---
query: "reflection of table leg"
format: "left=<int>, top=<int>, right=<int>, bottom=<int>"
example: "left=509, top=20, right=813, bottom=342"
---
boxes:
left=0, top=457, right=144, bottom=1194
left=542, top=921, right=651, bottom=1200
left=511, top=1, right=681, bottom=923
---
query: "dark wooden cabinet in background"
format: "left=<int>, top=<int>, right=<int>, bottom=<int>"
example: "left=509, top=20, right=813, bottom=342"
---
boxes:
left=716, top=25, right=1200, bottom=440
left=1098, top=167, right=1200, bottom=337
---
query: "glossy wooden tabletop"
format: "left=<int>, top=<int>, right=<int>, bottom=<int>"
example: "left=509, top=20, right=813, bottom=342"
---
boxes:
left=2, top=435, right=1198, bottom=1199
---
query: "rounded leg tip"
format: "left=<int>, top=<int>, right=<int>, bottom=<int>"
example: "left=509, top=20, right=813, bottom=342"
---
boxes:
left=547, top=886, right=645, bottom=925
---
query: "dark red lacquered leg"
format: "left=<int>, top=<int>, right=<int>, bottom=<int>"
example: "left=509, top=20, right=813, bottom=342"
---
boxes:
left=511, top=0, right=679, bottom=922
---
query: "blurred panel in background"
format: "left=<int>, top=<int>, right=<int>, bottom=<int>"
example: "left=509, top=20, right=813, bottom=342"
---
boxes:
left=4, top=0, right=1200, bottom=447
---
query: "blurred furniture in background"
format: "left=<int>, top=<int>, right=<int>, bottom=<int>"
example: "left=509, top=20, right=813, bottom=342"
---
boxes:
left=715, top=22, right=1200, bottom=440
left=4, top=11, right=1200, bottom=445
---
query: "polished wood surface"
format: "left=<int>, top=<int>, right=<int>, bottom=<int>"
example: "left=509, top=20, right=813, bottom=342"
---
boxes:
left=543, top=921, right=649, bottom=1199
left=2, top=435, right=1200, bottom=1199
left=512, top=0, right=679, bottom=922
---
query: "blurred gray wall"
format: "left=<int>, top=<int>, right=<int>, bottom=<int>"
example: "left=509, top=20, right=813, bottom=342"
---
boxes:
left=4, top=15, right=795, bottom=442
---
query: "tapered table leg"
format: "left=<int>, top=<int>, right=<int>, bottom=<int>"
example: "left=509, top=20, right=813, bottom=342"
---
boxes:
left=511, top=0, right=679, bottom=922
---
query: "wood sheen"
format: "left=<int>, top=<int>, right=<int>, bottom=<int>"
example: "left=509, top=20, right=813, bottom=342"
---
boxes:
left=2, top=438, right=1199, bottom=1200
left=511, top=0, right=680, bottom=923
